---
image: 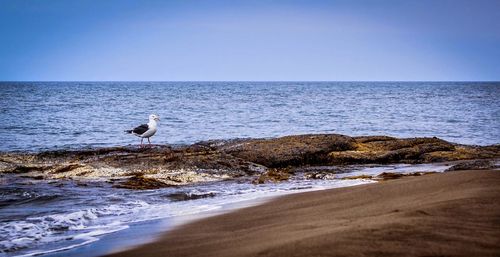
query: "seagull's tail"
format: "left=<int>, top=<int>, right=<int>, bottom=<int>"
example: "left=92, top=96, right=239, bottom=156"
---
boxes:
left=125, top=130, right=133, bottom=134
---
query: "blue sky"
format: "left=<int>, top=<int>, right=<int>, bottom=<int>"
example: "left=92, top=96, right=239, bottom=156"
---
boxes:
left=1, top=0, right=499, bottom=81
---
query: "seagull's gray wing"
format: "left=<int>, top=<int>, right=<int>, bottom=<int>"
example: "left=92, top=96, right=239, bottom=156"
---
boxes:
left=132, top=124, right=149, bottom=135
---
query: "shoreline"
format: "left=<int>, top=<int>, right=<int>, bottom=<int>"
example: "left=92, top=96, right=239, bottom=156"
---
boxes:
left=106, top=170, right=500, bottom=257
left=45, top=195, right=277, bottom=257
left=39, top=177, right=372, bottom=257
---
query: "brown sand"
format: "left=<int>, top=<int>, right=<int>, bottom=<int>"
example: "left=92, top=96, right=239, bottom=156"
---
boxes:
left=107, top=170, right=500, bottom=257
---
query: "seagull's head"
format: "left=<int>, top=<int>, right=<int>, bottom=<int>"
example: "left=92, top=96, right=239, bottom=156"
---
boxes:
left=149, top=114, right=160, bottom=122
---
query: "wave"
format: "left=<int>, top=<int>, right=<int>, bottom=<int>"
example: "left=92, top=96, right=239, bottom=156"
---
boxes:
left=0, top=201, right=148, bottom=255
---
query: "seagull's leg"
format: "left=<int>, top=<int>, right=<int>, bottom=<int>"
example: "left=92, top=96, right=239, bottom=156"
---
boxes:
left=140, top=138, right=143, bottom=148
left=148, top=137, right=151, bottom=147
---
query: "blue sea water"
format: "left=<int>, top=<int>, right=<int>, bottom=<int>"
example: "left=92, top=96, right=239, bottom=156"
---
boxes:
left=0, top=81, right=498, bottom=151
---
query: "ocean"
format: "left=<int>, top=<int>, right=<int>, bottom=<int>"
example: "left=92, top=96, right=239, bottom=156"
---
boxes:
left=0, top=81, right=498, bottom=152
left=0, top=81, right=499, bottom=256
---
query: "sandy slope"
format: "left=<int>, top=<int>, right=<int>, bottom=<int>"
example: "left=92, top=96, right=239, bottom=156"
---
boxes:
left=107, top=170, right=500, bottom=257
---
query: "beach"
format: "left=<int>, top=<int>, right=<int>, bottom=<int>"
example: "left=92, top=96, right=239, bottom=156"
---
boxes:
left=107, top=170, right=500, bottom=257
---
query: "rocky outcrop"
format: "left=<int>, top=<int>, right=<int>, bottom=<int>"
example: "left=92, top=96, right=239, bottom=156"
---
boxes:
left=216, top=134, right=356, bottom=167
left=114, top=174, right=172, bottom=190
left=0, top=145, right=262, bottom=188
left=329, top=136, right=499, bottom=164
left=341, top=171, right=437, bottom=181
left=445, top=159, right=499, bottom=171
left=0, top=134, right=498, bottom=189
left=252, top=168, right=292, bottom=184
left=214, top=135, right=498, bottom=166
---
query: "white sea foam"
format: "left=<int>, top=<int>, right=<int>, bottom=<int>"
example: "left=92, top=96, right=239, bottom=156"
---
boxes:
left=334, top=163, right=449, bottom=178
left=0, top=200, right=152, bottom=255
left=15, top=238, right=99, bottom=257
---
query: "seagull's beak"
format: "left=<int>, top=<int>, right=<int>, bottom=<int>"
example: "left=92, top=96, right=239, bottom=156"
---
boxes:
left=155, top=117, right=160, bottom=121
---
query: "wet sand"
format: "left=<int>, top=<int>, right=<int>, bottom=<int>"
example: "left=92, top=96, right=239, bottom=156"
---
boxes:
left=107, top=170, right=500, bottom=257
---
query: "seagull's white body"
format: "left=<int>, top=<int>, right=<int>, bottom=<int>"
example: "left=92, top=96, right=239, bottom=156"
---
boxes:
left=135, top=119, right=158, bottom=138
left=126, top=114, right=160, bottom=147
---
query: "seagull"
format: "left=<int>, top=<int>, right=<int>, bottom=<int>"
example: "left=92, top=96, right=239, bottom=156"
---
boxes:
left=125, top=114, right=160, bottom=147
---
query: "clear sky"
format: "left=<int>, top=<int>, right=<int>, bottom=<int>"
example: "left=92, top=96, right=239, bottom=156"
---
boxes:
left=1, top=0, right=499, bottom=81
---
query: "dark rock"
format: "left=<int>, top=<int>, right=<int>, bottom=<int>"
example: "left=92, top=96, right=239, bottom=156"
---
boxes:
left=220, top=134, right=356, bottom=168
left=376, top=172, right=405, bottom=180
left=375, top=172, right=437, bottom=181
left=9, top=165, right=48, bottom=174
left=328, top=137, right=494, bottom=164
left=305, top=172, right=332, bottom=180
left=114, top=175, right=172, bottom=190
left=253, top=168, right=292, bottom=184
left=421, top=145, right=500, bottom=163
left=165, top=192, right=217, bottom=201
left=20, top=175, right=45, bottom=180
left=353, top=136, right=397, bottom=143
left=445, top=160, right=499, bottom=171
left=51, top=164, right=85, bottom=174
left=340, top=174, right=373, bottom=180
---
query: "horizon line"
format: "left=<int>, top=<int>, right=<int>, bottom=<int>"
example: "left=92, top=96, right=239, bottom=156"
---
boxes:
left=1, top=80, right=500, bottom=83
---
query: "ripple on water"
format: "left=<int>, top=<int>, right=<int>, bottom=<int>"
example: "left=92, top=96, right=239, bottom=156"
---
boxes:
left=0, top=82, right=499, bottom=152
